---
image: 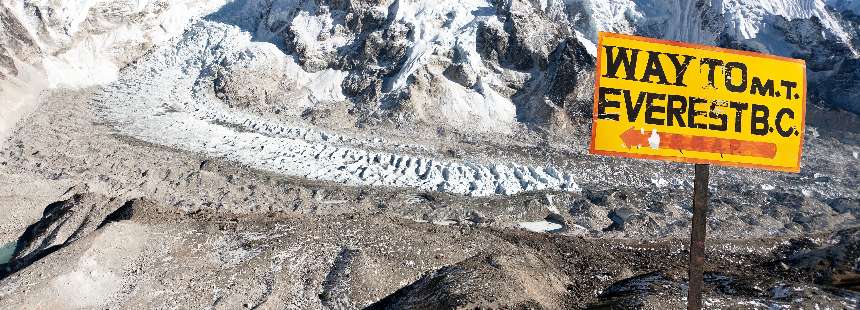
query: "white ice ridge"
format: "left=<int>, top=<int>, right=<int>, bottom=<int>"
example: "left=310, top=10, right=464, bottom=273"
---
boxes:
left=94, top=21, right=581, bottom=197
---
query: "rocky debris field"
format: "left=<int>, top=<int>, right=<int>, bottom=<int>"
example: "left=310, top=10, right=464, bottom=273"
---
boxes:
left=0, top=185, right=859, bottom=309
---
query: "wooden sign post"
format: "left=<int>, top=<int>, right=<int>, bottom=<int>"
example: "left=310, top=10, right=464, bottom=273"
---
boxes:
left=687, top=164, right=709, bottom=309
left=589, top=32, right=807, bottom=309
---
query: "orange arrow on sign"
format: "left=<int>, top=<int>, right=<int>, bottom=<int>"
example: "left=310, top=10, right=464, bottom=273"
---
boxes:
left=620, top=127, right=778, bottom=159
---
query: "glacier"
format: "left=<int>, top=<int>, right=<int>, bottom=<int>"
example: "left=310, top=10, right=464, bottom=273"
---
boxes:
left=2, top=0, right=859, bottom=195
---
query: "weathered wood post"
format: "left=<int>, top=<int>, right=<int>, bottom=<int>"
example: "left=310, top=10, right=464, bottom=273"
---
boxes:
left=687, top=164, right=709, bottom=309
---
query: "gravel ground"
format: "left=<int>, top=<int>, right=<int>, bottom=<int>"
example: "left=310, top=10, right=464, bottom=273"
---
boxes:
left=0, top=193, right=858, bottom=309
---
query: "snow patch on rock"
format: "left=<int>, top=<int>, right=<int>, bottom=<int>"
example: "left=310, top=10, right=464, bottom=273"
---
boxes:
left=387, top=0, right=493, bottom=92
left=517, top=220, right=564, bottom=232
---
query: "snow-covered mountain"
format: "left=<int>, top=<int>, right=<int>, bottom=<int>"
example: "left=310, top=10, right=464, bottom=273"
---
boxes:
left=2, top=0, right=860, bottom=140
left=200, top=0, right=860, bottom=135
left=0, top=0, right=225, bottom=139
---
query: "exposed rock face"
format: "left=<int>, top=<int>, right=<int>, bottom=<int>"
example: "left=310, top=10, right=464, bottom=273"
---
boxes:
left=214, top=44, right=291, bottom=110
left=443, top=63, right=478, bottom=89
left=0, top=193, right=142, bottom=278
left=13, top=194, right=120, bottom=260
left=778, top=227, right=860, bottom=289
left=0, top=4, right=38, bottom=81
left=520, top=37, right=596, bottom=128
left=1, top=193, right=858, bottom=308
left=816, top=57, right=860, bottom=114
left=479, top=0, right=565, bottom=71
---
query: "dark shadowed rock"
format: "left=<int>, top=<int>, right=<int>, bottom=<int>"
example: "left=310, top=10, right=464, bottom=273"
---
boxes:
left=367, top=251, right=570, bottom=309
left=0, top=193, right=156, bottom=279
left=443, top=63, right=478, bottom=88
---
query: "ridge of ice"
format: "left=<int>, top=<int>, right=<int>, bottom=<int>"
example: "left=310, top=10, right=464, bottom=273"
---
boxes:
left=94, top=21, right=582, bottom=197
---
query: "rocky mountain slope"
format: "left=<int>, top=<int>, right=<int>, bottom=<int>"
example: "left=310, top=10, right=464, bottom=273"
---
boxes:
left=3, top=0, right=860, bottom=137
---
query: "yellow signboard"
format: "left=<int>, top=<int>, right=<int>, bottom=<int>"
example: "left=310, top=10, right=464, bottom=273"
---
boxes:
left=590, top=32, right=807, bottom=172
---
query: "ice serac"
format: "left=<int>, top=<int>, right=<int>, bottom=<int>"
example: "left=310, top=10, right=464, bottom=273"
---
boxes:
left=93, top=21, right=584, bottom=197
